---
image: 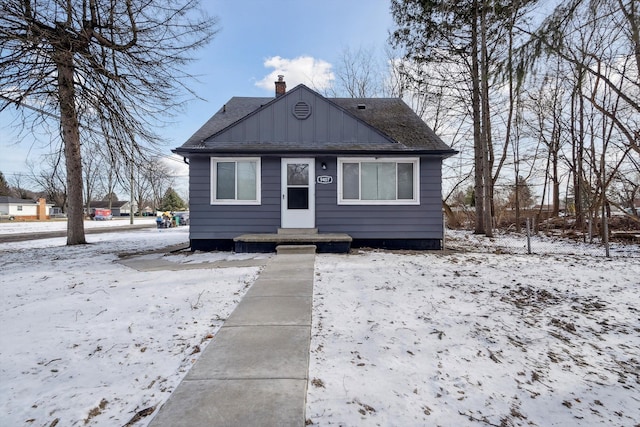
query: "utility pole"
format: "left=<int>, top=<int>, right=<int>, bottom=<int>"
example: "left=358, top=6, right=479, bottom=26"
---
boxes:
left=130, top=141, right=134, bottom=225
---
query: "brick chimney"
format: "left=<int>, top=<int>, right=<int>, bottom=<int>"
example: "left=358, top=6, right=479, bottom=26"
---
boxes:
left=275, top=75, right=286, bottom=97
left=37, top=198, right=47, bottom=220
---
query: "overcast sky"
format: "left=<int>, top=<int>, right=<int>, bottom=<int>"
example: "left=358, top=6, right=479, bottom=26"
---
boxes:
left=0, top=0, right=393, bottom=193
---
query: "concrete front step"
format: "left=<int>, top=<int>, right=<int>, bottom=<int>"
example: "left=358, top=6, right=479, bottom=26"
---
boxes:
left=234, top=232, right=352, bottom=253
left=276, top=244, right=317, bottom=255
left=277, top=228, right=318, bottom=235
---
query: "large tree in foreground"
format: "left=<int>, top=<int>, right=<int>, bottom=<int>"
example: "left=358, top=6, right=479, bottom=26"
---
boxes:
left=0, top=0, right=216, bottom=244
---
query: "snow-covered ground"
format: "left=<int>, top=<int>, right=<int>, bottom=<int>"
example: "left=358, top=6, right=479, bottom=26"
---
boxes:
left=0, top=217, right=159, bottom=235
left=0, top=223, right=267, bottom=426
left=0, top=221, right=638, bottom=426
left=307, top=244, right=640, bottom=426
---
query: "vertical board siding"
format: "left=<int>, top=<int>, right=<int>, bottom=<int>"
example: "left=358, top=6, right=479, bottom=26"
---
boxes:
left=210, top=86, right=389, bottom=145
left=315, top=98, right=328, bottom=142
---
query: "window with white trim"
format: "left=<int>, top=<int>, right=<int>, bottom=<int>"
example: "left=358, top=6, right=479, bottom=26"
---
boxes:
left=211, top=157, right=261, bottom=204
left=338, top=158, right=419, bottom=205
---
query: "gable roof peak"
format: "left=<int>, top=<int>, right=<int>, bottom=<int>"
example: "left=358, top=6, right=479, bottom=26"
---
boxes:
left=177, top=83, right=456, bottom=156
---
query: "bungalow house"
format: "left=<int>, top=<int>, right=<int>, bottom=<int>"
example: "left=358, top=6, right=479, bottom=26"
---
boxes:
left=0, top=196, right=53, bottom=220
left=174, top=78, right=457, bottom=252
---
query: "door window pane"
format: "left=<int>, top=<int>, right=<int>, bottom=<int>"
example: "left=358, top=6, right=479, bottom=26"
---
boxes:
left=287, top=164, right=309, bottom=185
left=287, top=188, right=309, bottom=209
left=216, top=162, right=235, bottom=199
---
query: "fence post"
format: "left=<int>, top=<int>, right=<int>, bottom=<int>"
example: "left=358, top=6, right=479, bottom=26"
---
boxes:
left=602, top=204, right=610, bottom=258
left=526, top=217, right=532, bottom=254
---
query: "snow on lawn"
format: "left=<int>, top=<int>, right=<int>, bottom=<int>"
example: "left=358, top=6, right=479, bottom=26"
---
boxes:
left=0, top=217, right=159, bottom=235
left=2, top=222, right=638, bottom=427
left=307, top=242, right=640, bottom=426
left=0, top=226, right=265, bottom=426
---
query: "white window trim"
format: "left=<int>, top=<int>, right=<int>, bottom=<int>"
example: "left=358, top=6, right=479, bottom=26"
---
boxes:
left=337, top=157, right=420, bottom=205
left=210, top=157, right=261, bottom=205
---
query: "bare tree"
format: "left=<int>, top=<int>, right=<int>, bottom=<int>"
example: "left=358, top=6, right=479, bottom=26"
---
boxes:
left=98, top=154, right=120, bottom=212
left=522, top=58, right=568, bottom=219
left=144, top=157, right=176, bottom=211
left=517, top=0, right=640, bottom=156
left=82, top=143, right=101, bottom=214
left=9, top=172, right=35, bottom=199
left=390, top=0, right=539, bottom=236
left=333, top=45, right=385, bottom=98
left=516, top=0, right=638, bottom=240
left=0, top=0, right=217, bottom=244
left=610, top=167, right=639, bottom=216
left=28, top=153, right=67, bottom=210
left=130, top=161, right=156, bottom=216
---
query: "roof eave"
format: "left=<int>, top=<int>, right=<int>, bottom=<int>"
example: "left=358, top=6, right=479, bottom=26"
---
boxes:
left=173, top=147, right=458, bottom=158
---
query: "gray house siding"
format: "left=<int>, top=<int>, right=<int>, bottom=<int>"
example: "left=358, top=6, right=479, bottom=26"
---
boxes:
left=188, top=156, right=281, bottom=240
left=315, top=157, right=443, bottom=239
left=189, top=155, right=443, bottom=242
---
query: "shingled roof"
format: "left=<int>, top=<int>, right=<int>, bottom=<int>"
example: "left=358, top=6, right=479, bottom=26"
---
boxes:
left=0, top=196, right=38, bottom=204
left=331, top=98, right=451, bottom=151
left=183, top=97, right=271, bottom=147
left=177, top=85, right=456, bottom=156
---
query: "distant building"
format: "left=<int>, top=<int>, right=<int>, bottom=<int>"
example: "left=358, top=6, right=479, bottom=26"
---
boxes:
left=87, top=200, right=132, bottom=216
left=0, top=196, right=52, bottom=220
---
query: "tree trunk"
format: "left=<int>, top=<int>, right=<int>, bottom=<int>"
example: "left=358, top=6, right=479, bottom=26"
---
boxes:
left=571, top=68, right=585, bottom=230
left=472, top=0, right=484, bottom=234
left=551, top=81, right=561, bottom=217
left=480, top=0, right=493, bottom=237
left=515, top=174, right=521, bottom=231
left=552, top=149, right=560, bottom=217
left=56, top=50, right=86, bottom=245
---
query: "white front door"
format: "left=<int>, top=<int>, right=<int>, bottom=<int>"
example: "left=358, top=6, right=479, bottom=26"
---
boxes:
left=281, top=158, right=315, bottom=228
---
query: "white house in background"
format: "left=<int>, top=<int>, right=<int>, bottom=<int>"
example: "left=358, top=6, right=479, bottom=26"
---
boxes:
left=0, top=196, right=53, bottom=220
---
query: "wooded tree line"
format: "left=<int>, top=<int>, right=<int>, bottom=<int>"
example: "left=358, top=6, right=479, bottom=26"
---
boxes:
left=391, top=0, right=640, bottom=236
left=333, top=0, right=639, bottom=237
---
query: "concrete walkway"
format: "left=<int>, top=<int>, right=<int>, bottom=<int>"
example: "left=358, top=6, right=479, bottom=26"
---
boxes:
left=148, top=252, right=315, bottom=427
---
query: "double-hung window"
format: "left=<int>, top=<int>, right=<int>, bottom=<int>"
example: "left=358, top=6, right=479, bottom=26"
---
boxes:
left=338, top=157, right=419, bottom=205
left=211, top=157, right=261, bottom=204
